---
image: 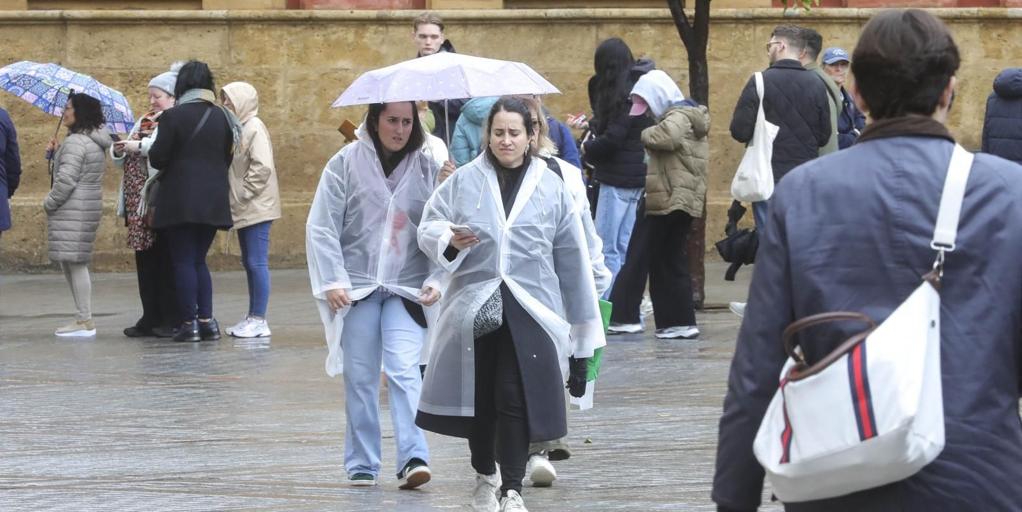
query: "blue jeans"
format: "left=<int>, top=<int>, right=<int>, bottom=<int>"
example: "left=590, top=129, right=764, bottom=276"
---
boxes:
left=164, top=224, right=217, bottom=323
left=595, top=184, right=643, bottom=298
left=238, top=221, right=271, bottom=318
left=753, top=200, right=769, bottom=232
left=341, top=289, right=429, bottom=477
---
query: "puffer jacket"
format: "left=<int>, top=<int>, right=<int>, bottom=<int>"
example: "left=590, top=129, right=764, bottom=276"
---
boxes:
left=630, top=69, right=709, bottom=217
left=642, top=103, right=709, bottom=218
left=583, top=59, right=656, bottom=189
left=44, top=128, right=112, bottom=263
left=221, top=82, right=281, bottom=230
left=450, top=96, right=498, bottom=167
left=981, top=67, right=1022, bottom=165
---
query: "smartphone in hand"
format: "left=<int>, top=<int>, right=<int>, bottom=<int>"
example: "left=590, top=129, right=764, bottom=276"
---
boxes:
left=450, top=224, right=476, bottom=238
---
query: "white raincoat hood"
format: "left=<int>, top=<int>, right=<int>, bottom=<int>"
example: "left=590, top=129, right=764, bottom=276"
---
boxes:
left=630, top=70, right=685, bottom=119
left=221, top=82, right=259, bottom=124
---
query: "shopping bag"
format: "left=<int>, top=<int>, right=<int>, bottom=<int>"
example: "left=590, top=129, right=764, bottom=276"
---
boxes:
left=731, top=72, right=778, bottom=203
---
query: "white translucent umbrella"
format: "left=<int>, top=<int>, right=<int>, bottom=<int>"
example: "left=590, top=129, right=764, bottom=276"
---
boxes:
left=332, top=52, right=561, bottom=107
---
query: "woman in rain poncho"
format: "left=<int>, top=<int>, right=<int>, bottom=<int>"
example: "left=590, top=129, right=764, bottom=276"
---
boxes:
left=306, top=101, right=441, bottom=490
left=415, top=97, right=606, bottom=512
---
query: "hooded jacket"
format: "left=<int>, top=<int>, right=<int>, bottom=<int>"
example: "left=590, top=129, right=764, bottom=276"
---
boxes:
left=631, top=71, right=709, bottom=218
left=449, top=96, right=498, bottom=167
left=583, top=59, right=656, bottom=189
left=221, top=82, right=281, bottom=231
left=982, top=68, right=1022, bottom=165
left=44, top=128, right=112, bottom=263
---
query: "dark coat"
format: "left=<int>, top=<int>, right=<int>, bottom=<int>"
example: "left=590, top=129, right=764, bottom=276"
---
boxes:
left=713, top=131, right=1022, bottom=511
left=583, top=59, right=656, bottom=189
left=837, top=88, right=866, bottom=150
left=148, top=101, right=234, bottom=230
left=981, top=67, right=1022, bottom=165
left=730, top=59, right=831, bottom=182
left=0, top=107, right=21, bottom=231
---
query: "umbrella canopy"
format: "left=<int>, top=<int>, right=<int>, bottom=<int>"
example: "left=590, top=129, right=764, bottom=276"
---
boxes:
left=0, top=61, right=135, bottom=133
left=332, top=52, right=560, bottom=107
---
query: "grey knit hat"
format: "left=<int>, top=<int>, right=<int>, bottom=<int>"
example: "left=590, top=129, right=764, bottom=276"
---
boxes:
left=147, top=62, right=184, bottom=96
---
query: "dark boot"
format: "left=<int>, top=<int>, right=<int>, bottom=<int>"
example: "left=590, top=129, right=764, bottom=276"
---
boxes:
left=123, top=322, right=154, bottom=338
left=173, top=320, right=201, bottom=342
left=199, top=318, right=221, bottom=341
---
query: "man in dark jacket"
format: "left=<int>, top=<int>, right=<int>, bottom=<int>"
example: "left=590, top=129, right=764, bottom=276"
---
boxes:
left=412, top=12, right=464, bottom=143
left=730, top=25, right=831, bottom=229
left=822, top=47, right=867, bottom=149
left=714, top=10, right=1022, bottom=512
left=0, top=106, right=20, bottom=242
left=981, top=67, right=1022, bottom=165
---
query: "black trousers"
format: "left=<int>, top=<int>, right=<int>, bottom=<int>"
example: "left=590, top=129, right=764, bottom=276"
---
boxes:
left=648, top=211, right=696, bottom=328
left=134, top=232, right=179, bottom=329
left=609, top=198, right=651, bottom=324
left=468, top=322, right=529, bottom=496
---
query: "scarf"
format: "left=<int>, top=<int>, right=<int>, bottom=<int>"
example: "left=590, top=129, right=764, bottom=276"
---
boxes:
left=177, top=88, right=243, bottom=152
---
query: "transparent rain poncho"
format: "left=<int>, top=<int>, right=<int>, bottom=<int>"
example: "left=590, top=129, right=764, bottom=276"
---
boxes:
left=306, top=131, right=441, bottom=376
left=416, top=154, right=607, bottom=417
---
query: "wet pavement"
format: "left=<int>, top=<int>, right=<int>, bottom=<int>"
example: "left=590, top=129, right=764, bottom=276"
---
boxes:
left=0, top=263, right=780, bottom=511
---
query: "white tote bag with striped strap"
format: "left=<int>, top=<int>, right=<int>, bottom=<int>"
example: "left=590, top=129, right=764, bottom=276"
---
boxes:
left=753, top=145, right=973, bottom=502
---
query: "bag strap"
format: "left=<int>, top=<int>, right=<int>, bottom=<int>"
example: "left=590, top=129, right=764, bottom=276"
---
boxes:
left=753, top=72, right=765, bottom=117
left=186, top=106, right=214, bottom=145
left=931, top=144, right=973, bottom=252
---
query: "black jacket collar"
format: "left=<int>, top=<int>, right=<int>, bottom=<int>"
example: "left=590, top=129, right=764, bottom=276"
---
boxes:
left=770, top=59, right=805, bottom=71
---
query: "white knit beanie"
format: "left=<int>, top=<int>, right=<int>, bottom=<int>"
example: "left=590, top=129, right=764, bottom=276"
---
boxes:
left=147, top=61, right=184, bottom=97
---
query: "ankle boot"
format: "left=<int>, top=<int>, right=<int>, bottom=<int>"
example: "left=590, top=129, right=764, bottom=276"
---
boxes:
left=199, top=318, right=221, bottom=341
left=173, top=320, right=201, bottom=342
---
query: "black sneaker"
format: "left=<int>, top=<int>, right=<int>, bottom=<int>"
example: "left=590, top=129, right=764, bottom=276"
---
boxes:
left=397, top=458, right=431, bottom=490
left=199, top=318, right=221, bottom=341
left=349, top=472, right=377, bottom=486
left=173, top=320, right=201, bottom=342
left=123, top=324, right=154, bottom=338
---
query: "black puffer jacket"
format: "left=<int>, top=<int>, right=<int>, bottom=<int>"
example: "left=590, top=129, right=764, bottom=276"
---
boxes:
left=981, top=68, right=1022, bottom=165
left=729, top=59, right=831, bottom=183
left=583, top=59, right=656, bottom=189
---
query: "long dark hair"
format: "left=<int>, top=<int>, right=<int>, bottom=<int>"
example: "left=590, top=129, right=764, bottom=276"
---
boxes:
left=591, top=38, right=635, bottom=132
left=174, top=60, right=216, bottom=98
left=365, top=101, right=425, bottom=172
left=67, top=93, right=105, bottom=134
left=851, top=9, right=960, bottom=119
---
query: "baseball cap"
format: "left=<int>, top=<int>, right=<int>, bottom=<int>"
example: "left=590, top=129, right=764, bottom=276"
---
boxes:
left=822, top=47, right=850, bottom=65
left=629, top=95, right=649, bottom=116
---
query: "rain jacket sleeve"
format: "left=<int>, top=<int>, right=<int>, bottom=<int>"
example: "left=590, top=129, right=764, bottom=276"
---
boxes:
left=712, top=183, right=794, bottom=510
left=553, top=188, right=607, bottom=358
left=560, top=159, right=611, bottom=296
left=418, top=177, right=472, bottom=273
left=306, top=153, right=352, bottom=299
left=238, top=120, right=275, bottom=202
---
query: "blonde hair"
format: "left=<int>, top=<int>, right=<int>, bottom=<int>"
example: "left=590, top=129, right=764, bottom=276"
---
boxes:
left=515, top=95, right=558, bottom=158
left=413, top=12, right=444, bottom=32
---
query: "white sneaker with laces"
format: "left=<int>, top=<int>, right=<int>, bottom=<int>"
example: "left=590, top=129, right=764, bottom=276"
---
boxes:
left=654, top=325, right=700, bottom=340
left=473, top=472, right=501, bottom=512
left=231, top=317, right=271, bottom=338
left=729, top=302, right=746, bottom=318
left=607, top=322, right=643, bottom=334
left=499, top=490, right=528, bottom=511
left=526, top=453, right=556, bottom=487
left=225, top=316, right=250, bottom=337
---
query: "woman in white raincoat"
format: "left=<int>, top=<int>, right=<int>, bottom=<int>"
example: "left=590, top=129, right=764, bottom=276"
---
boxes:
left=416, top=97, right=606, bottom=512
left=306, top=101, right=440, bottom=490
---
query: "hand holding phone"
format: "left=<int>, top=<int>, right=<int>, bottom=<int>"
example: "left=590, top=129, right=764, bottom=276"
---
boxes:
left=450, top=224, right=480, bottom=250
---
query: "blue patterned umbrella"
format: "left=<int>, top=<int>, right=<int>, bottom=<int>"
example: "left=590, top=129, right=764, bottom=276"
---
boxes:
left=0, top=61, right=135, bottom=133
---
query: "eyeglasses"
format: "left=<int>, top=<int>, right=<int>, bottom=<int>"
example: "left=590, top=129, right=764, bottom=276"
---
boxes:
left=765, top=41, right=782, bottom=52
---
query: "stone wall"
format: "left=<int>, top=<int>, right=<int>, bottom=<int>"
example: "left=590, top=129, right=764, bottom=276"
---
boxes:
left=1, top=8, right=1017, bottom=271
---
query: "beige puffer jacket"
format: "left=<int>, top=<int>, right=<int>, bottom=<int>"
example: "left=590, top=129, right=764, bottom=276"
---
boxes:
left=221, top=82, right=281, bottom=231
left=44, top=128, right=112, bottom=263
left=642, top=104, right=710, bottom=218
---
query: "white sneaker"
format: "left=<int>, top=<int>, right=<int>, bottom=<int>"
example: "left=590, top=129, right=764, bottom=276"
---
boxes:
left=55, top=318, right=96, bottom=337
left=224, top=317, right=248, bottom=337
left=526, top=453, right=556, bottom=487
left=499, top=490, right=528, bottom=511
left=654, top=325, right=700, bottom=340
left=729, top=302, right=746, bottom=318
left=607, top=322, right=643, bottom=334
left=473, top=472, right=501, bottom=512
left=230, top=317, right=271, bottom=338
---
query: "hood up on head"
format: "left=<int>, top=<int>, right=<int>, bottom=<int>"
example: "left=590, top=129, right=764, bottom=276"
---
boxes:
left=993, top=68, right=1022, bottom=99
left=221, top=82, right=260, bottom=124
left=630, top=69, right=685, bottom=119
